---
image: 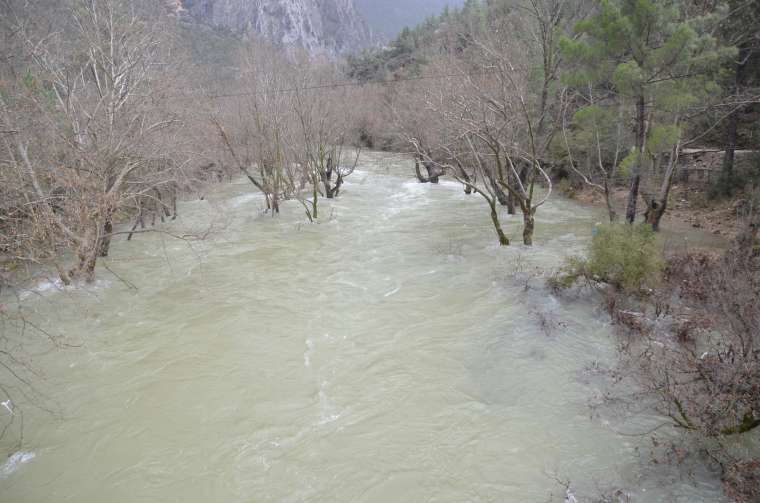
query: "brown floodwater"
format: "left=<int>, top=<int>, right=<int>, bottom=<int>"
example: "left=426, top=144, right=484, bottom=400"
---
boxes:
left=0, top=152, right=733, bottom=502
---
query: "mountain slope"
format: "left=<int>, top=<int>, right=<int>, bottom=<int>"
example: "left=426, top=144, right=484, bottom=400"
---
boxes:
left=179, top=0, right=373, bottom=56
left=354, top=0, right=464, bottom=39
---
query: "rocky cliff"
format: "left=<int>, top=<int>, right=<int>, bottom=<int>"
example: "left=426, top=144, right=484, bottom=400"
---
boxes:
left=179, top=0, right=373, bottom=56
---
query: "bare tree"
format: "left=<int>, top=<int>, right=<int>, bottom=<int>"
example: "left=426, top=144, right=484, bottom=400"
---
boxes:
left=463, top=36, right=554, bottom=245
left=391, top=29, right=555, bottom=246
left=2, top=0, right=192, bottom=283
left=214, top=42, right=360, bottom=223
left=399, top=61, right=513, bottom=245
left=291, top=57, right=361, bottom=220
left=212, top=40, right=301, bottom=215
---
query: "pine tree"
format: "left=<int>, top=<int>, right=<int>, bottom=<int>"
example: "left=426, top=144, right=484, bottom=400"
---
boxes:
left=561, top=0, right=735, bottom=224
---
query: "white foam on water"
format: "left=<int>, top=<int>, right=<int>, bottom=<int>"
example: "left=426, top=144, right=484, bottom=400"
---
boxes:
left=19, top=278, right=111, bottom=300
left=383, top=285, right=401, bottom=297
left=383, top=181, right=433, bottom=218
left=399, top=180, right=431, bottom=195
left=317, top=381, right=343, bottom=425
left=230, top=192, right=261, bottom=208
left=304, top=338, right=315, bottom=367
left=18, top=279, right=64, bottom=300
left=1, top=451, right=36, bottom=478
left=437, top=179, right=465, bottom=190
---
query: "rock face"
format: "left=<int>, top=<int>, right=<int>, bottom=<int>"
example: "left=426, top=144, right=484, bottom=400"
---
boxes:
left=180, top=0, right=373, bottom=56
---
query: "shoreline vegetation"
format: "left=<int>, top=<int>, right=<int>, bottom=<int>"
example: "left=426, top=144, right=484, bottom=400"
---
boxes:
left=2, top=0, right=759, bottom=501
left=548, top=217, right=759, bottom=501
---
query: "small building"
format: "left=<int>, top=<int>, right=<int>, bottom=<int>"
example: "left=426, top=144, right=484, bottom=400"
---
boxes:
left=678, top=148, right=757, bottom=184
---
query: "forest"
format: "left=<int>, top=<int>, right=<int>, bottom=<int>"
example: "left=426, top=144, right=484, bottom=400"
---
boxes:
left=1, top=0, right=759, bottom=501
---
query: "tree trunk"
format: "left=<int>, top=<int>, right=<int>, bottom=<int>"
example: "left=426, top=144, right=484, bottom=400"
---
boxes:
left=723, top=115, right=739, bottom=178
left=311, top=182, right=318, bottom=219
left=455, top=160, right=473, bottom=195
left=57, top=265, right=72, bottom=286
left=537, top=76, right=549, bottom=137
left=83, top=252, right=97, bottom=281
left=321, top=171, right=334, bottom=199
left=489, top=202, right=510, bottom=246
left=127, top=202, right=145, bottom=241
left=626, top=93, right=647, bottom=223
left=644, top=145, right=680, bottom=231
left=271, top=193, right=280, bottom=214
left=264, top=193, right=272, bottom=213
left=323, top=157, right=336, bottom=199
left=99, top=217, right=113, bottom=257
left=333, top=172, right=344, bottom=197
left=424, top=161, right=440, bottom=184
left=522, top=207, right=535, bottom=246
left=326, top=156, right=334, bottom=182
left=155, top=188, right=168, bottom=222
left=722, top=45, right=750, bottom=178
left=518, top=159, right=530, bottom=185
left=414, top=155, right=428, bottom=183
left=643, top=197, right=666, bottom=231
left=70, top=230, right=99, bottom=283
left=487, top=169, right=509, bottom=206
left=171, top=188, right=177, bottom=220
left=603, top=179, right=617, bottom=223
left=506, top=167, right=516, bottom=215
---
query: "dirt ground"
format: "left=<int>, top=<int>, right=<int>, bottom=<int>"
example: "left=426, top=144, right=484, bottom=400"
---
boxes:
left=571, top=183, right=744, bottom=242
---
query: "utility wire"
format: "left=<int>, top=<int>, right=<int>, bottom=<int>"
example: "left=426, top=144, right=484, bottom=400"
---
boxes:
left=170, top=69, right=497, bottom=101
left=170, top=65, right=717, bottom=102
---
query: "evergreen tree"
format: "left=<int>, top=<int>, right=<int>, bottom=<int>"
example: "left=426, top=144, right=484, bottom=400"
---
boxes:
left=561, top=0, right=735, bottom=224
left=716, top=0, right=760, bottom=191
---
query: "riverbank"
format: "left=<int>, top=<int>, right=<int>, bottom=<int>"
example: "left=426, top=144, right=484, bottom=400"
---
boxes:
left=566, top=183, right=743, bottom=244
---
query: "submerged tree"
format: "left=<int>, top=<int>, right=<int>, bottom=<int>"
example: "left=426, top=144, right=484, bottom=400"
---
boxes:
left=291, top=59, right=361, bottom=221
left=472, top=37, right=554, bottom=245
left=214, top=42, right=361, bottom=223
left=214, top=41, right=299, bottom=215
left=393, top=58, right=514, bottom=246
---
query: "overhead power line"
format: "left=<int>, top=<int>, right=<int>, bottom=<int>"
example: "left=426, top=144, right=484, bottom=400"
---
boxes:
left=170, top=69, right=498, bottom=101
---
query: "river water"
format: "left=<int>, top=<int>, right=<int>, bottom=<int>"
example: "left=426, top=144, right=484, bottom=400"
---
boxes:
left=0, top=152, right=729, bottom=502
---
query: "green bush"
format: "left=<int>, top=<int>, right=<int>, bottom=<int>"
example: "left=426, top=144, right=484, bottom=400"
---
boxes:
left=550, top=224, right=664, bottom=293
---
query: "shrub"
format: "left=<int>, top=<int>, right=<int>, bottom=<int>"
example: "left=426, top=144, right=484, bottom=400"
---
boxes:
left=550, top=224, right=665, bottom=293
left=555, top=178, right=578, bottom=199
